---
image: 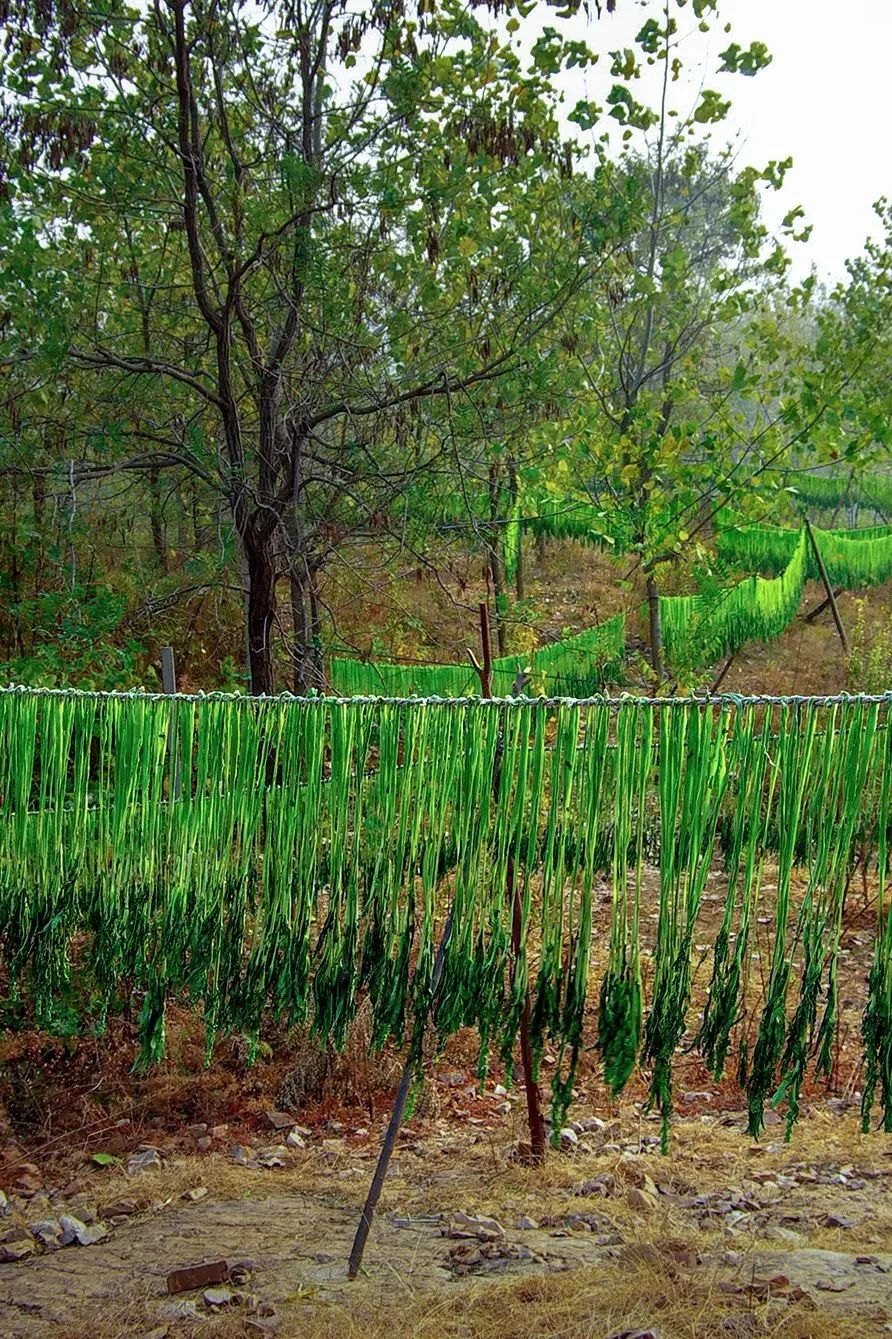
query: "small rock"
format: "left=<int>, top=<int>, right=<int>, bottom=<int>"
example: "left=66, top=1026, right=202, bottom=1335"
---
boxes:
left=493, top=1084, right=508, bottom=1098
left=167, top=1259, right=230, bottom=1294
left=285, top=1129, right=305, bottom=1149
left=439, top=1072, right=465, bottom=1087
left=76, top=1222, right=110, bottom=1246
left=9, top=1162, right=42, bottom=1189
left=59, top=1215, right=86, bottom=1246
left=444, top=1211, right=505, bottom=1242
left=209, top=1125, right=229, bottom=1139
left=627, top=1188, right=659, bottom=1214
left=515, top=1216, right=539, bottom=1230
left=559, top=1127, right=578, bottom=1149
left=196, top=1137, right=212, bottom=1153
left=257, top=1145, right=289, bottom=1169
left=186, top=1123, right=208, bottom=1139
left=203, top=1286, right=236, bottom=1306
left=229, top=1145, right=255, bottom=1166
left=495, top=1102, right=511, bottom=1117
left=59, top=1214, right=109, bottom=1247
left=264, top=1110, right=294, bottom=1132
left=66, top=1195, right=98, bottom=1224
left=98, top=1199, right=139, bottom=1220
left=161, top=1300, right=202, bottom=1322
left=761, top=1224, right=803, bottom=1245
left=29, top=1218, right=62, bottom=1248
left=183, top=1187, right=208, bottom=1202
left=574, top=1175, right=614, bottom=1197
left=0, top=1190, right=9, bottom=1217
left=127, top=1148, right=163, bottom=1175
left=0, top=1234, right=36, bottom=1262
left=821, top=1214, right=856, bottom=1229
left=576, top=1116, right=607, bottom=1133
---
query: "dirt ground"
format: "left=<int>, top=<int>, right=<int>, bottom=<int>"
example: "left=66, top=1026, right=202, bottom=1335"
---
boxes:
left=4, top=1092, right=892, bottom=1338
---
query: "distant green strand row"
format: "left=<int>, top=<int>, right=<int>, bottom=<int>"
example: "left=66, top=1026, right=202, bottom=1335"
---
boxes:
left=329, top=614, right=627, bottom=698
left=336, top=509, right=892, bottom=691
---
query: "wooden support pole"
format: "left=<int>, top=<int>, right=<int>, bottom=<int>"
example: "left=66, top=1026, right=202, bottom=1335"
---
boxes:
left=160, top=647, right=181, bottom=799
left=478, top=600, right=493, bottom=696
left=347, top=905, right=456, bottom=1280
left=160, top=645, right=177, bottom=694
left=645, top=575, right=663, bottom=683
left=803, top=587, right=844, bottom=625
left=710, top=651, right=738, bottom=695
left=804, top=519, right=848, bottom=653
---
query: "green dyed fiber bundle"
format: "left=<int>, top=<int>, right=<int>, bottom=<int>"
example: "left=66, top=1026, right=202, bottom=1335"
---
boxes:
left=2, top=686, right=892, bottom=1145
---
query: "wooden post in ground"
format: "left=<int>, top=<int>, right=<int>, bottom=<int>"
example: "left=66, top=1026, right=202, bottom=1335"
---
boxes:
left=804, top=519, right=848, bottom=654
left=645, top=575, right=663, bottom=683
left=161, top=645, right=177, bottom=695
left=347, top=905, right=456, bottom=1280
left=160, top=647, right=181, bottom=799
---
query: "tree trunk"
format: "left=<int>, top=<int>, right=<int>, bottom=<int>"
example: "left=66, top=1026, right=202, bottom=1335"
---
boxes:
left=289, top=564, right=326, bottom=695
left=243, top=524, right=277, bottom=695
left=536, top=532, right=547, bottom=566
left=646, top=574, right=662, bottom=682
left=487, top=550, right=508, bottom=657
left=148, top=470, right=168, bottom=574
left=487, top=463, right=508, bottom=657
left=508, top=458, right=524, bottom=601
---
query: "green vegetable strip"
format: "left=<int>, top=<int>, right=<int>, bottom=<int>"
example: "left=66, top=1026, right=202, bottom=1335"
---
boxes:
left=746, top=703, right=818, bottom=1136
left=2, top=688, right=892, bottom=1144
left=863, top=711, right=892, bottom=1131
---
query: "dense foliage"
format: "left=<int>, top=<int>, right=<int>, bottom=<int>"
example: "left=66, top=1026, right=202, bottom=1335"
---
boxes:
left=3, top=1, right=890, bottom=690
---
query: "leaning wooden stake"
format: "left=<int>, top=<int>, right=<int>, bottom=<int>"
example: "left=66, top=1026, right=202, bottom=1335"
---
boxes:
left=710, top=651, right=738, bottom=694
left=803, top=586, right=844, bottom=625
left=347, top=905, right=456, bottom=1280
left=472, top=601, right=547, bottom=1165
left=804, top=518, right=848, bottom=653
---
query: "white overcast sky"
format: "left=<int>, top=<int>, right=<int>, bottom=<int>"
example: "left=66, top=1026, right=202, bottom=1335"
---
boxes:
left=544, top=0, right=892, bottom=283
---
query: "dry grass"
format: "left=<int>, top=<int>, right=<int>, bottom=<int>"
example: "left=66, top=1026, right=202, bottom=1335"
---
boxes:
left=305, top=1268, right=871, bottom=1339
left=44, top=1257, right=875, bottom=1339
